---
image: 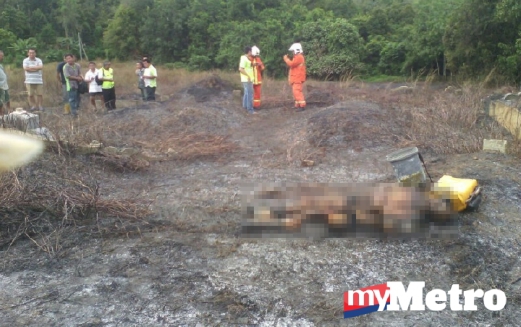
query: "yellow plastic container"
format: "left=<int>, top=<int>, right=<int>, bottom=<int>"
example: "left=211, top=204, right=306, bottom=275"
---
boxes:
left=433, top=175, right=479, bottom=212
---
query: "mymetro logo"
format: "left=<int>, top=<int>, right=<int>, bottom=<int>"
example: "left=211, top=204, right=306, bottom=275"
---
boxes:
left=343, top=282, right=507, bottom=319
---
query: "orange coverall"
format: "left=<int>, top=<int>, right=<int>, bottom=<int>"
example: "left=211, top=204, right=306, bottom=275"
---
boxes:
left=252, top=56, right=265, bottom=108
left=283, top=53, right=306, bottom=108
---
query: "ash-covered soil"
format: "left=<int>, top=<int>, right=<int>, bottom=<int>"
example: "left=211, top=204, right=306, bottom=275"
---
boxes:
left=1, top=81, right=520, bottom=327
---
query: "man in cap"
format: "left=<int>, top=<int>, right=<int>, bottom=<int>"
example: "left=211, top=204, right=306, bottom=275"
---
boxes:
left=283, top=42, right=307, bottom=112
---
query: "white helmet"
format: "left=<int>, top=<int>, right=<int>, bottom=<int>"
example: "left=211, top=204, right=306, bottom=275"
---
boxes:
left=289, top=43, right=303, bottom=54
left=251, top=45, right=260, bottom=56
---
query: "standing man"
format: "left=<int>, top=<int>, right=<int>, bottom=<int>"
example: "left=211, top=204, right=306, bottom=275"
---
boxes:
left=84, top=62, right=104, bottom=111
left=0, top=50, right=11, bottom=114
left=23, top=48, right=44, bottom=112
left=63, top=54, right=83, bottom=118
left=57, top=55, right=70, bottom=114
left=98, top=61, right=116, bottom=111
left=239, top=46, right=256, bottom=114
left=135, top=62, right=146, bottom=101
left=251, top=45, right=265, bottom=109
left=283, top=43, right=307, bottom=112
left=142, top=58, right=157, bottom=101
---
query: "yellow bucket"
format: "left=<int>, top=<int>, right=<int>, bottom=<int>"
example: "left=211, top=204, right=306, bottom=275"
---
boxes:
left=433, top=175, right=479, bottom=212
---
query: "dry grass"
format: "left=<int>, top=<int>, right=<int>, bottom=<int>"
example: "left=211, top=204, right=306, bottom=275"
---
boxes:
left=3, top=61, right=243, bottom=168
left=0, top=153, right=152, bottom=255
left=41, top=110, right=240, bottom=165
left=3, top=59, right=240, bottom=109
left=90, top=152, right=151, bottom=172
left=385, top=85, right=508, bottom=155
left=299, top=80, right=513, bottom=156
left=284, top=125, right=327, bottom=167
left=7, top=95, right=238, bottom=173
left=153, top=133, right=238, bottom=161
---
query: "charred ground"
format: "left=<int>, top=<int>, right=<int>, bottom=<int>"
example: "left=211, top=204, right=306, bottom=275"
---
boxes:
left=0, top=76, right=520, bottom=326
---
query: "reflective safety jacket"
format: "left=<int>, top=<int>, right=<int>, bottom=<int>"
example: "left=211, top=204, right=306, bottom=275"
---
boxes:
left=100, top=68, right=114, bottom=89
left=252, top=57, right=265, bottom=85
left=284, top=53, right=306, bottom=84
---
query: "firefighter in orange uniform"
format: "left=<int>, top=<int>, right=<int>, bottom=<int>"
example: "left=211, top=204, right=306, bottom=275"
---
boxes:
left=283, top=43, right=306, bottom=112
left=251, top=46, right=265, bottom=109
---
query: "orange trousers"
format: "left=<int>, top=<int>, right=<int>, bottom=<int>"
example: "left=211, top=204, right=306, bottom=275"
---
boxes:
left=291, top=82, right=306, bottom=108
left=253, top=84, right=262, bottom=108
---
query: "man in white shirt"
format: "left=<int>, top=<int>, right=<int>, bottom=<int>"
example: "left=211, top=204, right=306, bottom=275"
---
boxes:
left=142, top=58, right=157, bottom=101
left=23, top=48, right=44, bottom=112
left=84, top=62, right=103, bottom=111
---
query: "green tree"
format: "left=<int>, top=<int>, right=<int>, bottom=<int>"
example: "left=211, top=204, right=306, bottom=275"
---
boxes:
left=140, top=0, right=190, bottom=63
left=298, top=18, right=365, bottom=80
left=495, top=0, right=521, bottom=22
left=37, top=24, right=58, bottom=48
left=306, top=0, right=358, bottom=19
left=186, top=0, right=222, bottom=69
left=30, top=9, right=49, bottom=37
left=104, top=4, right=143, bottom=59
left=58, top=0, right=82, bottom=38
left=401, top=0, right=463, bottom=76
left=0, top=5, right=30, bottom=39
left=0, top=29, right=17, bottom=58
left=377, top=41, right=407, bottom=75
left=443, top=0, right=515, bottom=79
left=494, top=0, right=521, bottom=82
left=362, top=35, right=386, bottom=75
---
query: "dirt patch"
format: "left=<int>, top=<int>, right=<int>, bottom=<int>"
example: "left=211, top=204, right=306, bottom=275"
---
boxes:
left=182, top=74, right=236, bottom=103
left=259, top=85, right=341, bottom=110
left=305, top=86, right=340, bottom=108
left=306, top=101, right=402, bottom=149
left=169, top=105, right=245, bottom=134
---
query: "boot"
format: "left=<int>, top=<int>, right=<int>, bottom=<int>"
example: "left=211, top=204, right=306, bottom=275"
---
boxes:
left=63, top=103, right=71, bottom=115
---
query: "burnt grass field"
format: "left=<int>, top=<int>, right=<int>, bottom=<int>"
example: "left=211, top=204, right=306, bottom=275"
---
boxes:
left=1, top=74, right=521, bottom=327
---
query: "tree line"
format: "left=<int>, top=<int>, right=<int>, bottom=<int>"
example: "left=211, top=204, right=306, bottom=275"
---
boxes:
left=1, top=0, right=521, bottom=83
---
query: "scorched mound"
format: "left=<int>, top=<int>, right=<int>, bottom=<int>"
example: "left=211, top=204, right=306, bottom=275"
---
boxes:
left=307, top=101, right=402, bottom=149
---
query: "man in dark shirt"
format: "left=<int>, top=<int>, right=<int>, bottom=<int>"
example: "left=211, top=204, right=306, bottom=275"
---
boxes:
left=56, top=55, right=70, bottom=114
